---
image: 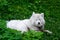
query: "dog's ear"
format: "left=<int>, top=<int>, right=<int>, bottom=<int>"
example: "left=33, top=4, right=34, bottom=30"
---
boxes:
left=32, top=12, right=35, bottom=15
left=30, top=12, right=35, bottom=20
left=30, top=12, right=35, bottom=18
left=41, top=13, right=44, bottom=18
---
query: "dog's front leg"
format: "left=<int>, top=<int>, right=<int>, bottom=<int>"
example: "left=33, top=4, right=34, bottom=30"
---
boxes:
left=41, top=30, right=52, bottom=34
left=40, top=26, right=52, bottom=34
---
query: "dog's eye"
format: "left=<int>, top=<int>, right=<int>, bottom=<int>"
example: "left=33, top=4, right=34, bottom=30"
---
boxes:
left=36, top=19, right=38, bottom=21
left=39, top=19, right=40, bottom=20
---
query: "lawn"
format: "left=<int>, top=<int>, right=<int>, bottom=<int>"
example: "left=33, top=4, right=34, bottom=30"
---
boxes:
left=0, top=0, right=60, bottom=40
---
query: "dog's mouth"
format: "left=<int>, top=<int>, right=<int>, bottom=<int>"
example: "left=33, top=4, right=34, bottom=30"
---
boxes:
left=37, top=26, right=42, bottom=30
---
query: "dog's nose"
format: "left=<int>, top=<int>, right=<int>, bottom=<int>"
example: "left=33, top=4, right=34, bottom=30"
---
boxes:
left=38, top=22, right=40, bottom=24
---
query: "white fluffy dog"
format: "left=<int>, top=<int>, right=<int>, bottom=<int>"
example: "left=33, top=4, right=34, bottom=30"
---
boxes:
left=7, top=12, right=52, bottom=34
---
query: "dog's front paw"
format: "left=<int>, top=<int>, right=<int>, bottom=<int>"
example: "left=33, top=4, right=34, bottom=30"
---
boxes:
left=45, top=30, right=52, bottom=34
left=48, top=31, right=52, bottom=34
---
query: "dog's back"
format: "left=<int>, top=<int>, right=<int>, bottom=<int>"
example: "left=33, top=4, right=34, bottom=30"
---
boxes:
left=7, top=19, right=29, bottom=33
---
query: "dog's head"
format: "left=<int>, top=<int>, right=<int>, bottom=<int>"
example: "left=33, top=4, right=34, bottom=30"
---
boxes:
left=30, top=12, right=45, bottom=27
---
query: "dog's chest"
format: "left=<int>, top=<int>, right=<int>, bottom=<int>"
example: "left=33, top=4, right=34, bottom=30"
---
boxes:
left=28, top=25, right=43, bottom=31
left=28, top=26, right=39, bottom=31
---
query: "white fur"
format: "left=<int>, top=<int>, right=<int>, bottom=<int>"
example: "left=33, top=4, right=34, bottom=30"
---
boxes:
left=7, top=12, right=52, bottom=33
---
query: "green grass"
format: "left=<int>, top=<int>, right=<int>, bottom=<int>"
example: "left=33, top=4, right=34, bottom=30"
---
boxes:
left=0, top=0, right=60, bottom=40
